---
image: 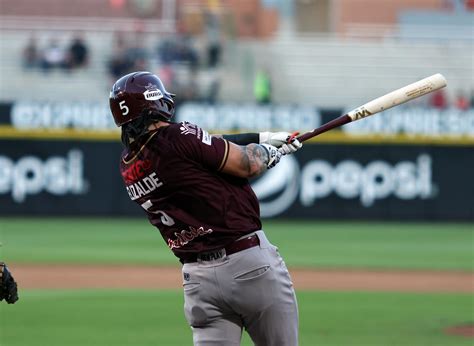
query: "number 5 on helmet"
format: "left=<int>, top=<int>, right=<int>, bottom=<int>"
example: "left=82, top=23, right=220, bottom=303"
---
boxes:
left=109, top=71, right=176, bottom=127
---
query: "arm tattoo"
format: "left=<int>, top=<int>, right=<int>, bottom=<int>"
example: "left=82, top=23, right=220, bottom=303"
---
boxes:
left=240, top=144, right=269, bottom=177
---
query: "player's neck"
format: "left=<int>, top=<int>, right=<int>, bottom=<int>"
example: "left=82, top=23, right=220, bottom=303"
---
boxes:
left=148, top=121, right=169, bottom=132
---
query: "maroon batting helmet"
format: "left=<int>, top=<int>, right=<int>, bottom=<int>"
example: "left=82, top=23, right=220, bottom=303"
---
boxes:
left=109, top=71, right=175, bottom=126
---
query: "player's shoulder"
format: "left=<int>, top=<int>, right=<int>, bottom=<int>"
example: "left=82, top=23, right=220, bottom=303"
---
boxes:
left=171, top=121, right=200, bottom=135
left=168, top=121, right=212, bottom=145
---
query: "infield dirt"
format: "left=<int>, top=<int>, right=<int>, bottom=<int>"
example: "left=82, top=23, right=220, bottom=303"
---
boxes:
left=12, top=264, right=474, bottom=293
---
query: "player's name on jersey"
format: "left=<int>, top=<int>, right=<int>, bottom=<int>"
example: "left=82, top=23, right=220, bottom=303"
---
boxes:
left=126, top=172, right=163, bottom=201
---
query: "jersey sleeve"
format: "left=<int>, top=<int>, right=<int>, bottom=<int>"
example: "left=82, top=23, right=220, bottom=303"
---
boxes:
left=172, top=122, right=230, bottom=171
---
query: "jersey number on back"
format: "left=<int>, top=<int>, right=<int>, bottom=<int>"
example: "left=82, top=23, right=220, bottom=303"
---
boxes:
left=140, top=200, right=175, bottom=226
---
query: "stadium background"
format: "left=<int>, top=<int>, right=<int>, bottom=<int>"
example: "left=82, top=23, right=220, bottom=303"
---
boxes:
left=0, top=0, right=473, bottom=345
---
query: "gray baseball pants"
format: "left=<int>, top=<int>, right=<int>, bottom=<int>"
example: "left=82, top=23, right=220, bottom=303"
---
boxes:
left=181, top=230, right=299, bottom=345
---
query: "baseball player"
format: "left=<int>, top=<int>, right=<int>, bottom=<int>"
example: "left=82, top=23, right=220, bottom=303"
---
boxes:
left=109, top=71, right=302, bottom=345
left=0, top=262, right=19, bottom=304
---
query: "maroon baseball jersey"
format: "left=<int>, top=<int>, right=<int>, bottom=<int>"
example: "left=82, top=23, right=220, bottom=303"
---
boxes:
left=120, top=122, right=262, bottom=262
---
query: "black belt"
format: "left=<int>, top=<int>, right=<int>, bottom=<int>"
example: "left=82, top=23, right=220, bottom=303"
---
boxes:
left=181, top=234, right=260, bottom=264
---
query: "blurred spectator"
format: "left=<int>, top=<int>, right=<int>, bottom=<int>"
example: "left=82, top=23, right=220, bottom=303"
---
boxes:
left=157, top=35, right=199, bottom=69
left=201, top=69, right=221, bottom=104
left=21, top=35, right=39, bottom=70
left=180, top=35, right=199, bottom=70
left=454, top=90, right=470, bottom=110
left=254, top=69, right=272, bottom=104
left=204, top=9, right=222, bottom=68
left=125, top=30, right=149, bottom=70
left=107, top=31, right=133, bottom=82
left=154, top=33, right=201, bottom=100
left=67, top=33, right=89, bottom=69
left=107, top=30, right=152, bottom=83
left=157, top=38, right=176, bottom=64
left=157, top=63, right=176, bottom=91
left=429, top=89, right=448, bottom=109
left=107, top=48, right=131, bottom=81
left=40, top=38, right=68, bottom=73
left=179, top=68, right=200, bottom=103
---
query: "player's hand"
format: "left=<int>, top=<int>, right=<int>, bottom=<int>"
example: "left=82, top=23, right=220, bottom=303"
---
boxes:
left=260, top=144, right=282, bottom=169
left=0, top=262, right=19, bottom=304
left=259, top=132, right=302, bottom=155
left=278, top=138, right=302, bottom=155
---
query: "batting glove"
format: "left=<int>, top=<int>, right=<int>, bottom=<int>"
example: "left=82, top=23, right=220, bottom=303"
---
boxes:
left=260, top=143, right=282, bottom=169
left=259, top=132, right=303, bottom=155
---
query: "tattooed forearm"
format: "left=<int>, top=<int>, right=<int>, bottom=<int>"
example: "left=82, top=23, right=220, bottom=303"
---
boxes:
left=240, top=144, right=269, bottom=177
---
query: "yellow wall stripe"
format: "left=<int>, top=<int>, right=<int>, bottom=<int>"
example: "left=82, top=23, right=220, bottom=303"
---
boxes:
left=0, top=126, right=473, bottom=146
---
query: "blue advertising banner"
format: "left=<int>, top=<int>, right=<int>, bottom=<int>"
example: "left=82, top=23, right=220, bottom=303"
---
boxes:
left=0, top=138, right=472, bottom=221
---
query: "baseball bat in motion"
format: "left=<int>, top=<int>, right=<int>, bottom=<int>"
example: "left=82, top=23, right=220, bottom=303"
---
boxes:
left=296, top=73, right=447, bottom=142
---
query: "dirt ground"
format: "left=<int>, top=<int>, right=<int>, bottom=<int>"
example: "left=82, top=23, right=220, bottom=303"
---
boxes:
left=12, top=264, right=474, bottom=337
left=12, top=264, right=474, bottom=293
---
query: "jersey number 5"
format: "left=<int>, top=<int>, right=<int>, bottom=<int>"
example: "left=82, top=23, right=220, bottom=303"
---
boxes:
left=140, top=200, right=175, bottom=226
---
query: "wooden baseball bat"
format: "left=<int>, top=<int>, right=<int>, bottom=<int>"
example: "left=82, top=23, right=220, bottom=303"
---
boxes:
left=295, top=73, right=447, bottom=142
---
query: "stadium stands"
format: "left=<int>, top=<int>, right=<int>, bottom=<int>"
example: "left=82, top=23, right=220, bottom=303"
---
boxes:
left=0, top=1, right=472, bottom=108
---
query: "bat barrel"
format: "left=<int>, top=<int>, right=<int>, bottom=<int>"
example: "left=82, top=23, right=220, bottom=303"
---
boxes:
left=347, top=73, right=447, bottom=121
left=296, top=73, right=447, bottom=143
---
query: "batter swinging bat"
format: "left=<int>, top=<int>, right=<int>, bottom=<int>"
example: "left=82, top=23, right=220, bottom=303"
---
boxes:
left=296, top=73, right=447, bottom=142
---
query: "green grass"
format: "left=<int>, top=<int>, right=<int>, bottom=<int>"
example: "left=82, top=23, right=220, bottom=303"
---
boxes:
left=0, top=218, right=472, bottom=270
left=1, top=218, right=472, bottom=345
left=1, top=289, right=472, bottom=346
left=268, top=220, right=474, bottom=270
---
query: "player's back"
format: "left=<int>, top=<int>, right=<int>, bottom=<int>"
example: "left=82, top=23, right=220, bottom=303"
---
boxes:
left=120, top=122, right=262, bottom=261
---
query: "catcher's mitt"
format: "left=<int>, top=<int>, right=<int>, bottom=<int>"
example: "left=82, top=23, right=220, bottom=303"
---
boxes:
left=0, top=262, right=19, bottom=304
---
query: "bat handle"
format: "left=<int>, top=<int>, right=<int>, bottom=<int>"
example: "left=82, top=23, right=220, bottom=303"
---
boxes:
left=297, top=114, right=353, bottom=142
left=286, top=131, right=300, bottom=144
left=296, top=132, right=313, bottom=142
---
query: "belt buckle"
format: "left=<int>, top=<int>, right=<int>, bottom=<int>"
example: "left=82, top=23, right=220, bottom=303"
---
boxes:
left=197, top=248, right=226, bottom=263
